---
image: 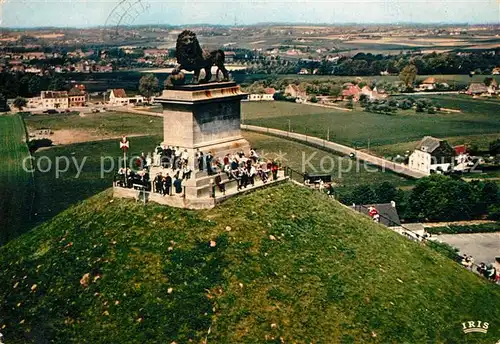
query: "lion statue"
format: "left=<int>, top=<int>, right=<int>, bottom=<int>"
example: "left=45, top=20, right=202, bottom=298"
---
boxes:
left=166, top=30, right=229, bottom=86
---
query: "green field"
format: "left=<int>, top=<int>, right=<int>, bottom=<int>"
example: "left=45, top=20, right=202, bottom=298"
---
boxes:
left=0, top=115, right=35, bottom=245
left=1, top=184, right=500, bottom=343
left=243, top=96, right=500, bottom=149
left=24, top=112, right=163, bottom=137
left=31, top=135, right=162, bottom=227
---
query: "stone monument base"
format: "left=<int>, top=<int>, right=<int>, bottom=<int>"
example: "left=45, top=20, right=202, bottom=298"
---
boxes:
left=113, top=170, right=287, bottom=210
left=112, top=81, right=288, bottom=210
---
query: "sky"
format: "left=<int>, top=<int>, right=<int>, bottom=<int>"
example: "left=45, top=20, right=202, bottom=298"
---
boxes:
left=2, top=0, right=499, bottom=28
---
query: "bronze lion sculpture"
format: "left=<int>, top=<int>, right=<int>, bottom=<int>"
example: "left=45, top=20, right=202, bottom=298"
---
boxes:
left=166, top=30, right=229, bottom=86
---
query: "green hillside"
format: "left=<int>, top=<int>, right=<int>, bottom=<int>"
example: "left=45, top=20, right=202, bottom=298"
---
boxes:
left=0, top=184, right=499, bottom=343
left=0, top=115, right=34, bottom=245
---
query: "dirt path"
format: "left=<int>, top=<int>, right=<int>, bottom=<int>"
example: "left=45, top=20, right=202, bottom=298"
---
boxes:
left=31, top=129, right=145, bottom=146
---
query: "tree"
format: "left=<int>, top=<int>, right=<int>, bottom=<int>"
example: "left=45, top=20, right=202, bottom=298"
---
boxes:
left=399, top=63, right=418, bottom=89
left=0, top=93, right=8, bottom=112
left=374, top=182, right=398, bottom=203
left=478, top=182, right=500, bottom=214
left=483, top=77, right=494, bottom=87
left=329, top=85, right=342, bottom=97
left=49, top=76, right=66, bottom=91
left=139, top=74, right=159, bottom=101
left=28, top=76, right=42, bottom=96
left=346, top=96, right=354, bottom=109
left=13, top=97, right=27, bottom=110
left=349, top=185, right=377, bottom=205
left=406, top=175, right=475, bottom=222
left=489, top=139, right=500, bottom=155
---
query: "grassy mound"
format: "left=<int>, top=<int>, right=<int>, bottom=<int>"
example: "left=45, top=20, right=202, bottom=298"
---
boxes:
left=1, top=184, right=499, bottom=343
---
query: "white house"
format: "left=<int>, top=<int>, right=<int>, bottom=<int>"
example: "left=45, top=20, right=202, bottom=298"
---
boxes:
left=409, top=136, right=455, bottom=175
left=418, top=77, right=437, bottom=91
left=40, top=91, right=69, bottom=110
left=248, top=88, right=275, bottom=101
left=109, top=89, right=129, bottom=106
left=108, top=89, right=145, bottom=106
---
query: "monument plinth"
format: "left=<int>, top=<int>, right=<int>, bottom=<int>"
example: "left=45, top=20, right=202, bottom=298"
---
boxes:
left=155, top=81, right=250, bottom=170
left=152, top=81, right=251, bottom=201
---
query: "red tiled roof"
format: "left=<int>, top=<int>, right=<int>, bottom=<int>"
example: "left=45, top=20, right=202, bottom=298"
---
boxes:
left=68, top=87, right=85, bottom=96
left=454, top=145, right=467, bottom=155
left=41, top=91, right=68, bottom=99
left=112, top=89, right=127, bottom=98
left=264, top=87, right=276, bottom=94
left=422, top=77, right=436, bottom=84
left=342, top=85, right=361, bottom=97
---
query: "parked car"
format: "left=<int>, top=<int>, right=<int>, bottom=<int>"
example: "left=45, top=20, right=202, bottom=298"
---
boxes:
left=43, top=109, right=59, bottom=114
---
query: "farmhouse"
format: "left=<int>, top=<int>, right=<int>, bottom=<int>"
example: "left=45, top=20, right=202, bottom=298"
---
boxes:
left=418, top=77, right=437, bottom=91
left=68, top=85, right=87, bottom=107
left=108, top=89, right=145, bottom=106
left=342, top=83, right=361, bottom=101
left=466, top=82, right=489, bottom=96
left=40, top=91, right=69, bottom=110
left=109, top=89, right=129, bottom=105
left=409, top=136, right=455, bottom=175
left=284, top=84, right=306, bottom=101
left=454, top=145, right=473, bottom=171
left=248, top=88, right=275, bottom=101
left=361, top=85, right=387, bottom=101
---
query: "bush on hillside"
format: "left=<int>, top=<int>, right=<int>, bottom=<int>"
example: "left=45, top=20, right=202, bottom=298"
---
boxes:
left=28, top=138, right=53, bottom=152
left=426, top=223, right=500, bottom=235
left=427, top=240, right=460, bottom=261
left=488, top=206, right=500, bottom=221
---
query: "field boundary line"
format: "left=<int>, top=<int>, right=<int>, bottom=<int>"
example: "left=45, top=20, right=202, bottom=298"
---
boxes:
left=19, top=114, right=36, bottom=223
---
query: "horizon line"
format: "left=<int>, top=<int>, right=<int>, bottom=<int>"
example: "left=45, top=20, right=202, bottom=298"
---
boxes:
left=2, top=21, right=500, bottom=30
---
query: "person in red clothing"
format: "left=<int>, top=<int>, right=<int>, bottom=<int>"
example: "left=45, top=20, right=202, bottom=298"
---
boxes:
left=368, top=206, right=380, bottom=223
left=271, top=161, right=279, bottom=180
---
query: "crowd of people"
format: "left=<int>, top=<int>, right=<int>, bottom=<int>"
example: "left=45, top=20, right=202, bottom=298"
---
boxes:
left=210, top=149, right=280, bottom=194
left=114, top=167, right=151, bottom=191
left=153, top=172, right=184, bottom=196
left=461, top=254, right=500, bottom=284
left=115, top=145, right=282, bottom=198
left=154, top=146, right=192, bottom=179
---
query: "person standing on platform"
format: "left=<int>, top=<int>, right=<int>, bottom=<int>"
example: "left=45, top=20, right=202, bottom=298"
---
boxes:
left=206, top=151, right=214, bottom=175
left=181, top=148, right=189, bottom=165
left=173, top=147, right=182, bottom=170
left=165, top=174, right=172, bottom=196
left=272, top=162, right=279, bottom=180
left=197, top=151, right=204, bottom=171
left=165, top=146, right=172, bottom=167
left=215, top=172, right=225, bottom=194
left=174, top=173, right=182, bottom=194
left=249, top=164, right=256, bottom=186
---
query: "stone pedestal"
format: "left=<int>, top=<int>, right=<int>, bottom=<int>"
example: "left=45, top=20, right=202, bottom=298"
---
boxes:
left=154, top=82, right=251, bottom=202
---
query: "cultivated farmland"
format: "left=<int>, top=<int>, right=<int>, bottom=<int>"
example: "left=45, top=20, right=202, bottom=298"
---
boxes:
left=242, top=96, right=500, bottom=149
left=0, top=115, right=35, bottom=244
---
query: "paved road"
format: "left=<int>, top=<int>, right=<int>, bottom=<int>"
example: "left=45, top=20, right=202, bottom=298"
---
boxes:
left=436, top=233, right=500, bottom=265
left=241, top=124, right=428, bottom=179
